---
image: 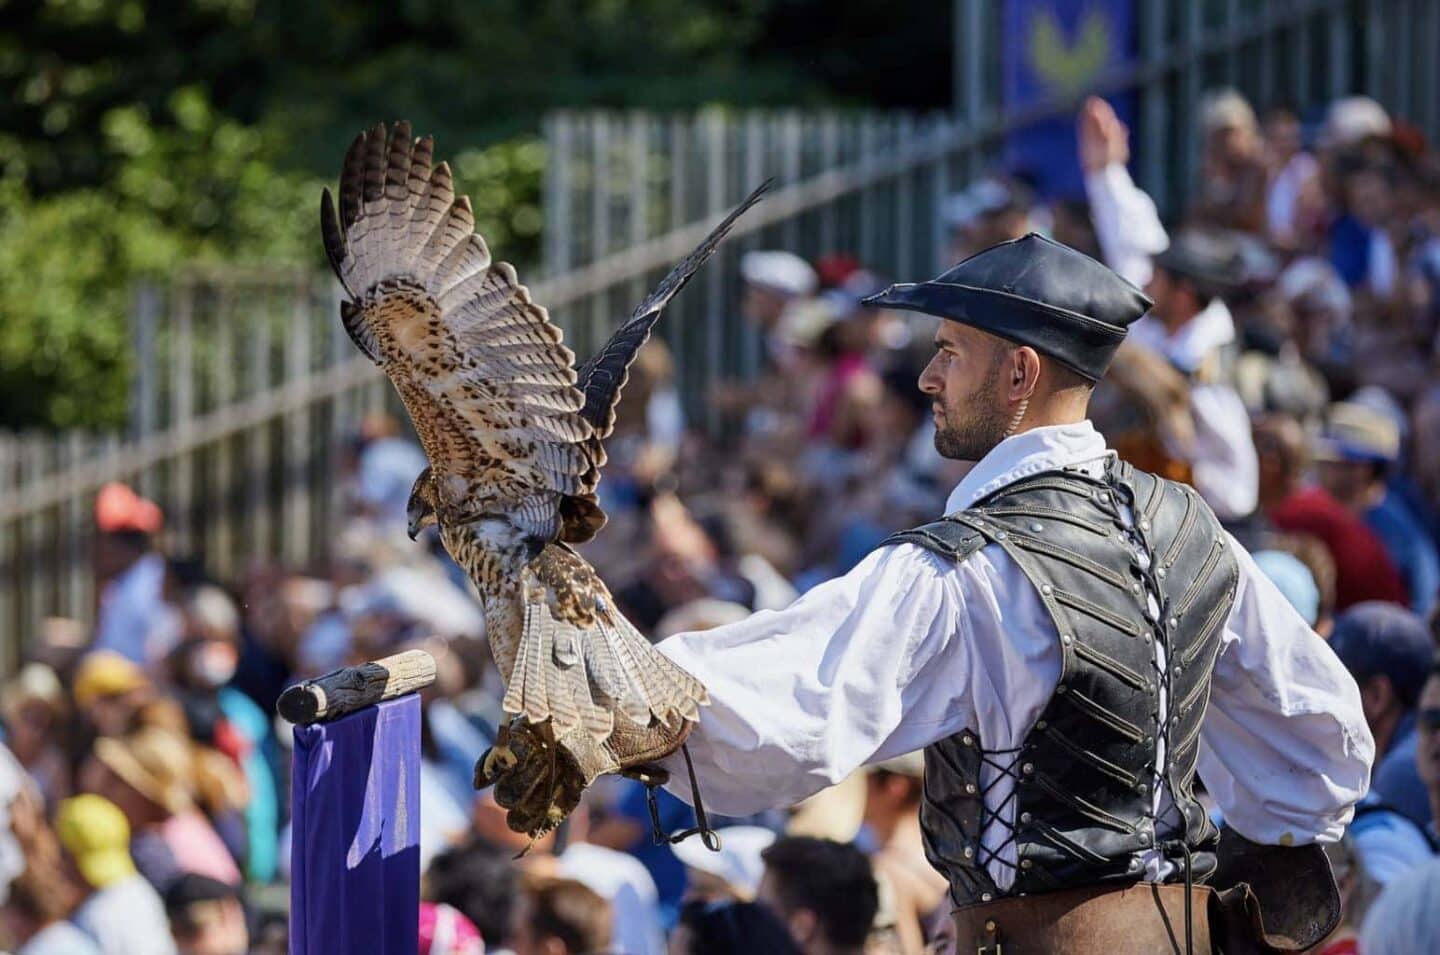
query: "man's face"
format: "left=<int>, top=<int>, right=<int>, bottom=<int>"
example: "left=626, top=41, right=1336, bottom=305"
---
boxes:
left=1316, top=459, right=1373, bottom=509
left=1415, top=676, right=1440, bottom=793
left=918, top=321, right=1012, bottom=462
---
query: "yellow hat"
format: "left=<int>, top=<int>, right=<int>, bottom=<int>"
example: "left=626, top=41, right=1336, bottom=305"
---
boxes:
left=73, top=651, right=150, bottom=709
left=56, top=794, right=137, bottom=889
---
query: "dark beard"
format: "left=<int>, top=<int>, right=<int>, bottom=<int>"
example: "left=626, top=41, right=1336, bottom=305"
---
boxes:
left=933, top=355, right=1009, bottom=461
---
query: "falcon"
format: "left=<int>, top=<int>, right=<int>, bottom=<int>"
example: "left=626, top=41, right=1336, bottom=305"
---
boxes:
left=321, top=122, right=767, bottom=837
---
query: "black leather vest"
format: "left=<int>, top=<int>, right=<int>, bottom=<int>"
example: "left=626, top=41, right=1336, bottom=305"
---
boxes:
left=886, top=459, right=1238, bottom=906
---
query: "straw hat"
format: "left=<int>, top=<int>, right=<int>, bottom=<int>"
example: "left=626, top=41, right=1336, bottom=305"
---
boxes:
left=93, top=727, right=195, bottom=815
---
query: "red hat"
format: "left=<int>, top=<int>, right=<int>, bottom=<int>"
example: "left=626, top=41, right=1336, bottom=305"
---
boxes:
left=95, top=483, right=163, bottom=535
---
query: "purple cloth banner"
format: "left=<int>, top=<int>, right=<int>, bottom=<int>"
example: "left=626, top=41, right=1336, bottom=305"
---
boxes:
left=290, top=694, right=420, bottom=955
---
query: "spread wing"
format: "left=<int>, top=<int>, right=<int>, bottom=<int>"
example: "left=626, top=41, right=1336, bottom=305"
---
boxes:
left=557, top=180, right=772, bottom=545
left=321, top=122, right=595, bottom=541
left=576, top=180, right=772, bottom=438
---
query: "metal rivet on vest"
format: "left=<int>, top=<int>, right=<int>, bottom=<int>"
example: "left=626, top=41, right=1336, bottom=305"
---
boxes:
left=1156, top=568, right=1167, bottom=579
left=1141, top=631, right=1152, bottom=643
left=1173, top=665, right=1182, bottom=677
left=1040, top=584, right=1053, bottom=596
left=1035, top=720, right=1047, bottom=730
left=995, top=530, right=1008, bottom=540
left=965, top=783, right=978, bottom=795
left=1061, top=634, right=1073, bottom=646
left=962, top=734, right=975, bottom=747
left=1169, top=616, right=1179, bottom=627
left=982, top=893, right=993, bottom=902
left=1030, top=523, right=1043, bottom=533
left=1139, top=519, right=1151, bottom=531
left=1138, top=782, right=1149, bottom=794
left=1129, top=858, right=1141, bottom=872
left=1139, top=833, right=1151, bottom=846
left=1131, top=583, right=1142, bottom=595
left=984, top=920, right=998, bottom=934
left=1020, top=812, right=1033, bottom=824
left=1056, top=684, right=1068, bottom=694
left=1022, top=762, right=1034, bottom=774
left=963, top=846, right=974, bottom=859
left=1020, top=859, right=1033, bottom=870
left=1144, top=736, right=1154, bottom=746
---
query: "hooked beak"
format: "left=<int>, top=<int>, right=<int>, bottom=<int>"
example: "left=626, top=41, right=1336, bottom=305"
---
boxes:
left=407, top=517, right=422, bottom=542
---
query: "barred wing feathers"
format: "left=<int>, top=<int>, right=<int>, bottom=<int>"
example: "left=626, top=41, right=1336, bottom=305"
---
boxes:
left=321, top=122, right=594, bottom=540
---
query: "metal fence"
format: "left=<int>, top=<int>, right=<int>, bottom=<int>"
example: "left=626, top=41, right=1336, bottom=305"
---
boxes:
left=1, top=0, right=1436, bottom=654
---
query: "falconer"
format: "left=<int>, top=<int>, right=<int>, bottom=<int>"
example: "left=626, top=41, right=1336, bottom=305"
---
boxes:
left=650, top=235, right=1373, bottom=954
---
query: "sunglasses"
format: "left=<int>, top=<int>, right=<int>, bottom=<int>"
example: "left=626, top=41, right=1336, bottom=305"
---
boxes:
left=1418, top=708, right=1440, bottom=733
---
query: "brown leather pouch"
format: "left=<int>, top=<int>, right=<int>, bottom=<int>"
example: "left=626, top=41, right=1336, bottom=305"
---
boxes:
left=1208, top=834, right=1342, bottom=953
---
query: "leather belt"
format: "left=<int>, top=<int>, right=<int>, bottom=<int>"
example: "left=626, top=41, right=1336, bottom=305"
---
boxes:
left=951, top=882, right=1214, bottom=955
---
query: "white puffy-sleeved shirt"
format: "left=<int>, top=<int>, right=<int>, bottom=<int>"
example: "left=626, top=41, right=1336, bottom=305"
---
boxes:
left=658, top=422, right=1373, bottom=888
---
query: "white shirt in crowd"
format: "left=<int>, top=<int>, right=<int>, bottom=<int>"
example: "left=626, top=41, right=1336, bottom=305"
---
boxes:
left=73, top=873, right=177, bottom=955
left=658, top=422, right=1373, bottom=890
left=1084, top=162, right=1260, bottom=520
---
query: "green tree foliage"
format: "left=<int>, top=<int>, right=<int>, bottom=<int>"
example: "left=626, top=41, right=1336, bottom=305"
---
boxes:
left=0, top=0, right=948, bottom=428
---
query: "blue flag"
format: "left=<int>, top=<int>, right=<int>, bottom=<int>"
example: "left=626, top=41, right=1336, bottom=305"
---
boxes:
left=1002, top=0, right=1138, bottom=200
left=290, top=694, right=421, bottom=955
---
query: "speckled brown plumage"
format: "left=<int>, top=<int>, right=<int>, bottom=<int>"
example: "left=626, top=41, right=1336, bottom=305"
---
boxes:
left=322, top=122, right=763, bottom=746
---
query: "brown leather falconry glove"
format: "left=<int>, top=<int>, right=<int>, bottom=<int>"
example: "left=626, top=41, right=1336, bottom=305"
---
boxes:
left=475, top=713, right=694, bottom=843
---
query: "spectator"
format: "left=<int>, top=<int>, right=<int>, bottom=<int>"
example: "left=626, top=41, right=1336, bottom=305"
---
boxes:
left=1328, top=603, right=1436, bottom=829
left=861, top=755, right=947, bottom=955
left=1314, top=401, right=1440, bottom=616
left=0, top=768, right=99, bottom=955
left=55, top=794, right=176, bottom=955
left=1263, top=106, right=1325, bottom=249
left=162, top=875, right=248, bottom=955
left=740, top=250, right=819, bottom=368
left=1130, top=230, right=1260, bottom=520
left=671, top=899, right=801, bottom=955
left=1252, top=550, right=1322, bottom=631
left=1358, top=856, right=1440, bottom=953
left=80, top=726, right=242, bottom=889
left=418, top=901, right=484, bottom=955
left=1, top=664, right=71, bottom=809
left=510, top=876, right=610, bottom=955
left=91, top=483, right=179, bottom=666
left=1193, top=88, right=1268, bottom=232
left=425, top=838, right=518, bottom=949
left=1254, top=414, right=1409, bottom=609
left=757, top=837, right=878, bottom=955
left=670, top=825, right=775, bottom=903
left=1416, top=656, right=1440, bottom=836
left=72, top=650, right=154, bottom=739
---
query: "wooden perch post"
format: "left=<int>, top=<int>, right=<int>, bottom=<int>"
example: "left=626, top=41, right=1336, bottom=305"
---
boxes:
left=277, top=649, right=437, bottom=725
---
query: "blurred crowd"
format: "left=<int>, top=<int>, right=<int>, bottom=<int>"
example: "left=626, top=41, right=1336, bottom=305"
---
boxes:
left=1, top=89, right=1440, bottom=954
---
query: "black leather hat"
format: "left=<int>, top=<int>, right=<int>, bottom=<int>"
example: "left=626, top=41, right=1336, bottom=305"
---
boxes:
left=862, top=233, right=1152, bottom=380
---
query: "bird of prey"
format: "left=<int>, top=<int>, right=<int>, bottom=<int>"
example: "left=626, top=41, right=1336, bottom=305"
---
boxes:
left=321, top=122, right=767, bottom=833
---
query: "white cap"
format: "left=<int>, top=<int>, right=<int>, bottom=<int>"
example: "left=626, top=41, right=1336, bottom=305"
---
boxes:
left=1322, top=96, right=1392, bottom=149
left=1278, top=257, right=1352, bottom=315
left=671, top=825, right=776, bottom=897
left=740, top=251, right=818, bottom=297
left=941, top=178, right=1016, bottom=229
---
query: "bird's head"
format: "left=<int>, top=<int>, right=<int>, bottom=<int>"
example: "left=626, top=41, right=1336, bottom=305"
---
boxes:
left=407, top=467, right=440, bottom=541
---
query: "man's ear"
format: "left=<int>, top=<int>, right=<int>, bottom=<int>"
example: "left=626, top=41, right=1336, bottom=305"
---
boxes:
left=1011, top=346, right=1042, bottom=401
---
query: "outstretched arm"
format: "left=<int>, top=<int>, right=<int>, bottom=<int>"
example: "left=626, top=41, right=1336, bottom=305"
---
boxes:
left=655, top=543, right=976, bottom=815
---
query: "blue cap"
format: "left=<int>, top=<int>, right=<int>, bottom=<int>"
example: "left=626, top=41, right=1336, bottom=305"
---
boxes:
left=1253, top=550, right=1321, bottom=626
left=1329, top=602, right=1434, bottom=707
